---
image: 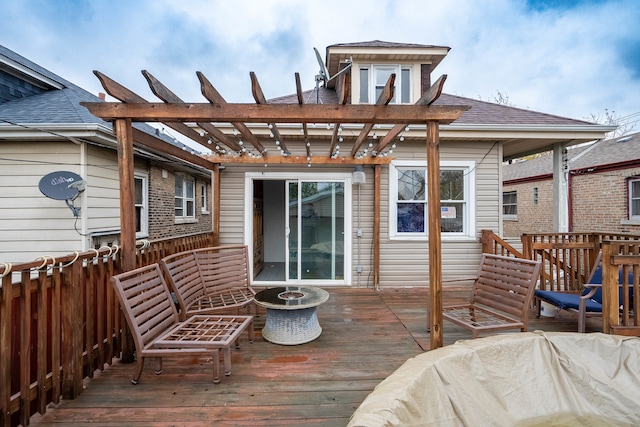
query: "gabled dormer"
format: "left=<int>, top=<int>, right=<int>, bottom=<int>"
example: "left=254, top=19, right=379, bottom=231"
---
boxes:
left=325, top=40, right=449, bottom=105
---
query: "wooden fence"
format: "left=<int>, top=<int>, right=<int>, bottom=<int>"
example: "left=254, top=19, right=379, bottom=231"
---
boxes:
left=601, top=240, right=640, bottom=335
left=0, top=232, right=216, bottom=427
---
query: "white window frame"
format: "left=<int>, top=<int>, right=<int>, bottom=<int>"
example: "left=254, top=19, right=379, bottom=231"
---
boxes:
left=628, top=178, right=640, bottom=220
left=201, top=183, right=209, bottom=214
left=175, top=174, right=196, bottom=223
left=503, top=190, right=518, bottom=220
left=389, top=160, right=476, bottom=240
left=359, top=64, right=412, bottom=104
left=134, top=171, right=148, bottom=238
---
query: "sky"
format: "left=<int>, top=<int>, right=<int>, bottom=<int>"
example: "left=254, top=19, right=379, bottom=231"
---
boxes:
left=2, top=0, right=639, bottom=144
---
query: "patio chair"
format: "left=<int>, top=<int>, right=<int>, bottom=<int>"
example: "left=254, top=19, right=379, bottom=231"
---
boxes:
left=111, top=263, right=253, bottom=384
left=534, top=253, right=634, bottom=332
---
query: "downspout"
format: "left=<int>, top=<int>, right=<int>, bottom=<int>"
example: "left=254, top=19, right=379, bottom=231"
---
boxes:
left=568, top=171, right=574, bottom=231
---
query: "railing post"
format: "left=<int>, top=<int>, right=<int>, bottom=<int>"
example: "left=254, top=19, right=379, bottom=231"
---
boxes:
left=601, top=242, right=618, bottom=333
left=61, top=260, right=84, bottom=399
left=521, top=234, right=532, bottom=260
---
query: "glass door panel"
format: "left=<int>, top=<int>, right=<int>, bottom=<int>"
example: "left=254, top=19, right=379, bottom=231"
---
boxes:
left=287, top=180, right=344, bottom=281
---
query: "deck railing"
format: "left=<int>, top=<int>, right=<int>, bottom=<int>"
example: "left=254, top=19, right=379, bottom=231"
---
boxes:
left=0, top=231, right=216, bottom=427
left=601, top=240, right=640, bottom=335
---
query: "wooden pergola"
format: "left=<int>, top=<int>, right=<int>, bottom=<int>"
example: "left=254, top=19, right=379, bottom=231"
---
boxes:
left=81, top=70, right=468, bottom=349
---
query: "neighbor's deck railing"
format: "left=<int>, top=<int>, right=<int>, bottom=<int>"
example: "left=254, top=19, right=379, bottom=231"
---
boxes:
left=0, top=231, right=216, bottom=427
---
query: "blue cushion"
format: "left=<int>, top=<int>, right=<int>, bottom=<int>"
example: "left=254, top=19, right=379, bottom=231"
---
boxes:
left=535, top=289, right=603, bottom=312
left=535, top=266, right=634, bottom=313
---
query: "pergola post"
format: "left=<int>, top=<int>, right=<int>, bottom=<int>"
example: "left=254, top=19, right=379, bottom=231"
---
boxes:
left=427, top=120, right=443, bottom=349
left=114, top=118, right=136, bottom=362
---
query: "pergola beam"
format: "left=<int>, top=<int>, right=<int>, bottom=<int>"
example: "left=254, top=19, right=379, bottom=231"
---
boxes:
left=80, top=102, right=468, bottom=124
left=205, top=154, right=392, bottom=165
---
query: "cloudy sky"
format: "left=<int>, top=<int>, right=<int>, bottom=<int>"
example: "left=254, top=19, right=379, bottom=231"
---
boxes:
left=2, top=0, right=639, bottom=133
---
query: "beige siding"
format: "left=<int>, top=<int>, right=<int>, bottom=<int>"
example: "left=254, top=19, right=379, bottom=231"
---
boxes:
left=217, top=139, right=500, bottom=288
left=378, top=140, right=499, bottom=288
left=85, top=145, right=121, bottom=232
left=0, top=141, right=83, bottom=263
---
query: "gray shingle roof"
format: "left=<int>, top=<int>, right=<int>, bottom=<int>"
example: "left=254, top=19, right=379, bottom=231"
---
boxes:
left=503, top=132, right=640, bottom=181
left=328, top=40, right=449, bottom=50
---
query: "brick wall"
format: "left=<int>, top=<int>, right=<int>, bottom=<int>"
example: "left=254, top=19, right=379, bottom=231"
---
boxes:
left=148, top=163, right=212, bottom=239
left=503, top=167, right=640, bottom=237
left=571, top=167, right=640, bottom=234
left=503, top=180, right=554, bottom=238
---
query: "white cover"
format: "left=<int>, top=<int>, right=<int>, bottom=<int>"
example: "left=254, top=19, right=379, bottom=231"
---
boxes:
left=348, top=332, right=640, bottom=426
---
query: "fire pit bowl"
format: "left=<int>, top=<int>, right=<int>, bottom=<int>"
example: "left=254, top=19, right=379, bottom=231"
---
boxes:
left=348, top=331, right=640, bottom=426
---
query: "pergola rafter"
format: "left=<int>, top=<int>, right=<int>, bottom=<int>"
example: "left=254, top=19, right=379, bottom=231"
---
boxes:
left=81, top=70, right=469, bottom=349
left=196, top=71, right=266, bottom=155
left=250, top=72, right=289, bottom=155
left=141, top=70, right=242, bottom=152
left=351, top=73, right=396, bottom=157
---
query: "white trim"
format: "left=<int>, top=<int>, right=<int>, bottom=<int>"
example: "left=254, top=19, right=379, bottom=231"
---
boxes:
left=389, top=160, right=476, bottom=240
left=244, top=171, right=353, bottom=286
left=134, top=171, right=149, bottom=238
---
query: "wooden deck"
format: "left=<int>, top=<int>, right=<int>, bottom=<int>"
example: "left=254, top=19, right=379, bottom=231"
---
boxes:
left=30, top=287, right=601, bottom=426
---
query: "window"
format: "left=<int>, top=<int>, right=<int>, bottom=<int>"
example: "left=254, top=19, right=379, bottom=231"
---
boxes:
left=175, top=175, right=195, bottom=220
left=390, top=160, right=476, bottom=239
left=134, top=172, right=148, bottom=237
left=628, top=178, right=640, bottom=219
left=201, top=184, right=209, bottom=214
left=359, top=65, right=412, bottom=104
left=533, top=187, right=539, bottom=205
left=503, top=191, right=517, bottom=218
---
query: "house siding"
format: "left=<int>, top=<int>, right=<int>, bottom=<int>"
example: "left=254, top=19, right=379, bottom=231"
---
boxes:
left=0, top=141, right=83, bottom=263
left=217, top=139, right=499, bottom=287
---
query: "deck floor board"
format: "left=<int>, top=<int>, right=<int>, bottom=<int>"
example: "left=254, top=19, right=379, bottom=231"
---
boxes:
left=31, top=287, right=600, bottom=426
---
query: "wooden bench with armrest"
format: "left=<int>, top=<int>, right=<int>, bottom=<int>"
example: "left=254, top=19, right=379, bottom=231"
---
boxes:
left=442, top=253, right=542, bottom=338
left=160, top=245, right=256, bottom=321
left=111, top=263, right=253, bottom=385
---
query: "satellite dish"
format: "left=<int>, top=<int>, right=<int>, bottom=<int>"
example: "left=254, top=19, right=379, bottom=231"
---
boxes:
left=313, top=47, right=353, bottom=88
left=39, top=171, right=85, bottom=200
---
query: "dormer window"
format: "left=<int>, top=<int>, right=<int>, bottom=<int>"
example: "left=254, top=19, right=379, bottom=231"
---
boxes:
left=359, top=65, right=412, bottom=104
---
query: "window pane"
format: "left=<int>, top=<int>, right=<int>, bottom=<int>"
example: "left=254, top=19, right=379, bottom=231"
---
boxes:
left=135, top=178, right=143, bottom=204
left=375, top=67, right=396, bottom=103
left=186, top=200, right=194, bottom=217
left=186, top=180, right=194, bottom=198
left=633, top=181, right=640, bottom=198
left=441, top=203, right=464, bottom=232
left=359, top=68, right=369, bottom=103
left=441, top=170, right=464, bottom=200
left=135, top=206, right=142, bottom=233
left=175, top=177, right=183, bottom=197
left=398, top=169, right=425, bottom=200
left=633, top=199, right=640, bottom=216
left=401, top=68, right=410, bottom=103
left=397, top=202, right=425, bottom=233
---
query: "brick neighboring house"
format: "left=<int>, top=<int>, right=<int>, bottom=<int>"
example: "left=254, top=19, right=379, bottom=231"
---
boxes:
left=502, top=132, right=640, bottom=238
left=0, top=45, right=213, bottom=263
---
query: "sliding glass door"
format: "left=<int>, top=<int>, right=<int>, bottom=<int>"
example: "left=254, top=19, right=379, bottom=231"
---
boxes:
left=287, top=180, right=345, bottom=281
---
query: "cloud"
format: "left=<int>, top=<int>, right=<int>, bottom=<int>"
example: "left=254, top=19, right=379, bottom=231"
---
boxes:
left=1, top=0, right=638, bottom=128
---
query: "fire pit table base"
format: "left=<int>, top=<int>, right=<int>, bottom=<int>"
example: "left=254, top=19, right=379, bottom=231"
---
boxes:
left=254, top=286, right=329, bottom=346
left=262, top=307, right=322, bottom=345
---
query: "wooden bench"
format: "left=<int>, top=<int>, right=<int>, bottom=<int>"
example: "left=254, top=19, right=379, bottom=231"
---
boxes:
left=111, top=263, right=254, bottom=384
left=442, top=254, right=542, bottom=338
left=160, top=245, right=256, bottom=321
